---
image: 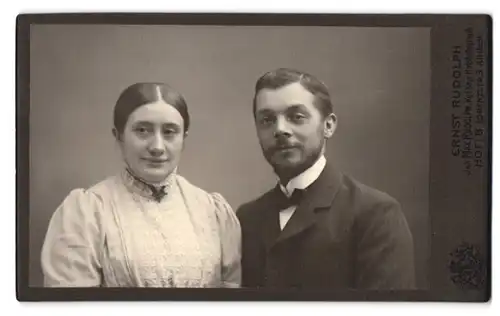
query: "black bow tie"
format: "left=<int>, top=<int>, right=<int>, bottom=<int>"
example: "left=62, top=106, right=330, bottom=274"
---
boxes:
left=150, top=186, right=167, bottom=202
left=274, top=188, right=305, bottom=211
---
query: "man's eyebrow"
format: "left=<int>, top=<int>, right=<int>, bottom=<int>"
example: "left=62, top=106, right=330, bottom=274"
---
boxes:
left=162, top=122, right=181, bottom=129
left=256, top=104, right=307, bottom=116
left=256, top=109, right=275, bottom=116
left=286, top=104, right=306, bottom=111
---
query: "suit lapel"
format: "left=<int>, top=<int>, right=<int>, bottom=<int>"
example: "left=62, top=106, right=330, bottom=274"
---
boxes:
left=275, top=163, right=343, bottom=245
left=260, top=186, right=286, bottom=252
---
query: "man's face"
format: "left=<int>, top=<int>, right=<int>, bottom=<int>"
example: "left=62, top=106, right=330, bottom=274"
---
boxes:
left=254, top=82, right=336, bottom=179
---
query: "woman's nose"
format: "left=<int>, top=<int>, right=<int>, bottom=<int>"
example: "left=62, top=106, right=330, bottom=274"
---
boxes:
left=148, top=134, right=165, bottom=155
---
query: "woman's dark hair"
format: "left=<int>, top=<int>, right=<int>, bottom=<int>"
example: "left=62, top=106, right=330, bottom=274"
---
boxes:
left=113, top=82, right=190, bottom=135
left=252, top=68, right=333, bottom=119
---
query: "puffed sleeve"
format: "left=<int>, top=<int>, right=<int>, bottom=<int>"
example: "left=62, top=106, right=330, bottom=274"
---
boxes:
left=41, top=189, right=103, bottom=287
left=211, top=193, right=242, bottom=288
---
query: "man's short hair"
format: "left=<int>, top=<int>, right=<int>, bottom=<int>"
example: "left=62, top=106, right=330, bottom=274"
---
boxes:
left=252, top=68, right=334, bottom=119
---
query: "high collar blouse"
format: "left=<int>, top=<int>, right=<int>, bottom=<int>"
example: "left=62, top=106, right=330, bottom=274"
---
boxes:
left=41, top=170, right=241, bottom=288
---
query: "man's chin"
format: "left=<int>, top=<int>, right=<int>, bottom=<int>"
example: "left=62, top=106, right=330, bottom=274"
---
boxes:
left=269, top=157, right=302, bottom=172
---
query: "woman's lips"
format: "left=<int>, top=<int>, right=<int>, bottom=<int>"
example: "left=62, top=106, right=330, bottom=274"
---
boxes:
left=143, top=158, right=168, bottom=163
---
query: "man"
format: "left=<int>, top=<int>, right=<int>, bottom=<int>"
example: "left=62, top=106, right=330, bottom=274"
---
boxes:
left=237, top=68, right=415, bottom=290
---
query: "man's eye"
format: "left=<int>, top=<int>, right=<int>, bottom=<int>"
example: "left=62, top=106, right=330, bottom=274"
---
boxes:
left=260, top=116, right=274, bottom=125
left=163, top=129, right=176, bottom=136
left=290, top=113, right=306, bottom=122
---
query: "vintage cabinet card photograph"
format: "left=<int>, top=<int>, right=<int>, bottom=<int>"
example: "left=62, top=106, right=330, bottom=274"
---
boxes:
left=15, top=13, right=491, bottom=302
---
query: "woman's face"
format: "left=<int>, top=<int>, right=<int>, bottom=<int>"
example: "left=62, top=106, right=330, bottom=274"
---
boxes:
left=116, top=100, right=186, bottom=184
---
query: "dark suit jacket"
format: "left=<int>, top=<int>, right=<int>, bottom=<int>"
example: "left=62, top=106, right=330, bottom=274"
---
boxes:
left=236, top=163, right=416, bottom=289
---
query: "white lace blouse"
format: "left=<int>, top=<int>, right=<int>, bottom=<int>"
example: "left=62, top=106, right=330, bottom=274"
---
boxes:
left=41, top=170, right=241, bottom=288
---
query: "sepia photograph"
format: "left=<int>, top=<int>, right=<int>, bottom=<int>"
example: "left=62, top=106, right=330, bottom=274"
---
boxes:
left=16, top=13, right=491, bottom=301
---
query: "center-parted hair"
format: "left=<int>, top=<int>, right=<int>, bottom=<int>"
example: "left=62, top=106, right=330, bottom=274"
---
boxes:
left=252, top=68, right=334, bottom=118
left=113, top=82, right=190, bottom=135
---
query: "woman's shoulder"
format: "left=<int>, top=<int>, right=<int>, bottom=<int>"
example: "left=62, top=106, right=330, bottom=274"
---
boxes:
left=50, top=175, right=125, bottom=232
left=175, top=174, right=211, bottom=200
left=175, top=175, right=236, bottom=219
left=84, top=174, right=123, bottom=198
left=58, top=175, right=121, bottom=210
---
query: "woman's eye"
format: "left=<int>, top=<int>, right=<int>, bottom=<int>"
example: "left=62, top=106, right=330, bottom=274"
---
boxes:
left=290, top=113, right=306, bottom=122
left=134, top=127, right=150, bottom=136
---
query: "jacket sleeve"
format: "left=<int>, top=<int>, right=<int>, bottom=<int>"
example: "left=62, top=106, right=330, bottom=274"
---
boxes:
left=354, top=199, right=416, bottom=289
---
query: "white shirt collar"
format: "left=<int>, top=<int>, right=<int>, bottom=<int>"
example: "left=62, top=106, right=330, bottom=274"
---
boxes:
left=279, top=155, right=326, bottom=197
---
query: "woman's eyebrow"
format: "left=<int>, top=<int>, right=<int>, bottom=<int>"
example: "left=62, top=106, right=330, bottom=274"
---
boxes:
left=133, top=121, right=181, bottom=127
left=132, top=120, right=154, bottom=126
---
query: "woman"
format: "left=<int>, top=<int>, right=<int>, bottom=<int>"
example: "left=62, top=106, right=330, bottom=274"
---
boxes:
left=41, top=82, right=241, bottom=288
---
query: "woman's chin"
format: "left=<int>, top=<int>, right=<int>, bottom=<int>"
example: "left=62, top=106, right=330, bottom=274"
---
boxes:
left=140, top=169, right=171, bottom=183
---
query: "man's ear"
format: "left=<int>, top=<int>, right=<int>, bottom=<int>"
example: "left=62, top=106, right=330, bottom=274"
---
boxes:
left=324, top=113, right=337, bottom=139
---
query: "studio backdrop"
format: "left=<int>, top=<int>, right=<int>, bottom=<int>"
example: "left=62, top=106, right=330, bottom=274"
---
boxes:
left=29, top=25, right=430, bottom=288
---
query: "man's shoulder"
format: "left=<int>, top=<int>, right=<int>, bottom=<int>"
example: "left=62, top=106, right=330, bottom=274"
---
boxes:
left=342, top=174, right=399, bottom=208
left=338, top=174, right=405, bottom=230
left=236, top=188, right=276, bottom=222
left=236, top=171, right=401, bottom=223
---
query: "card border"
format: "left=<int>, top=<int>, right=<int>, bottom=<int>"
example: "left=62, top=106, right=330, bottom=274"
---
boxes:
left=16, top=13, right=492, bottom=302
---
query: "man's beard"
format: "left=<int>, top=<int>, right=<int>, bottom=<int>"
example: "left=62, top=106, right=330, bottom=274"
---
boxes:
left=263, top=139, right=325, bottom=184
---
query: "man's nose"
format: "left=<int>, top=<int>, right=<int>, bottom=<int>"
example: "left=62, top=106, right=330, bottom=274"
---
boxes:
left=274, top=117, right=292, bottom=138
left=148, top=133, right=165, bottom=156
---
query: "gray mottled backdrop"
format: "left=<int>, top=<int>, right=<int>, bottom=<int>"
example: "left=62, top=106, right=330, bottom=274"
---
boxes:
left=29, top=25, right=430, bottom=288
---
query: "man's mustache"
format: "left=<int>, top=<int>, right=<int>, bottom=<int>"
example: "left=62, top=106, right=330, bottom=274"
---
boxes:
left=269, top=141, right=300, bottom=152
